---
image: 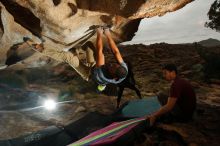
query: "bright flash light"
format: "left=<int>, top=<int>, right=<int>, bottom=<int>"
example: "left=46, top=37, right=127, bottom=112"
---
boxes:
left=43, top=99, right=56, bottom=110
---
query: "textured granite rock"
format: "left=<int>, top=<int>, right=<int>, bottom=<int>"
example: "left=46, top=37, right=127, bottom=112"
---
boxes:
left=0, top=0, right=193, bottom=69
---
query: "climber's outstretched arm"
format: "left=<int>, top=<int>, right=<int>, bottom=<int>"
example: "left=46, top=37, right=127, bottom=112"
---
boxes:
left=104, top=29, right=123, bottom=64
left=96, top=28, right=105, bottom=67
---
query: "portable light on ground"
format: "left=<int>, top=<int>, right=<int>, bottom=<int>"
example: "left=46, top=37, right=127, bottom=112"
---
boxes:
left=43, top=99, right=56, bottom=110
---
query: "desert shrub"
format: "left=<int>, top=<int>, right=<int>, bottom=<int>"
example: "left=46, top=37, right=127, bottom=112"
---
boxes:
left=196, top=46, right=220, bottom=80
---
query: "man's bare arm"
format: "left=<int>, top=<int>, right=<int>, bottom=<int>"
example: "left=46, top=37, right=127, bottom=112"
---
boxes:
left=152, top=97, right=177, bottom=118
left=104, top=29, right=123, bottom=64
left=96, top=28, right=105, bottom=67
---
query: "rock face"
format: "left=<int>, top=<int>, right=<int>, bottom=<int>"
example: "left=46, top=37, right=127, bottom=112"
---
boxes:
left=0, top=0, right=193, bottom=71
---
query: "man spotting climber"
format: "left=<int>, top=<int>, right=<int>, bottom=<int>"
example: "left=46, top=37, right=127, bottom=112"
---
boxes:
left=93, top=27, right=128, bottom=91
left=147, top=64, right=196, bottom=126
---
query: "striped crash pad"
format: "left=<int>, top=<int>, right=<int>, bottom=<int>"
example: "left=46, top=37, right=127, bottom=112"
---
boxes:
left=68, top=97, right=161, bottom=146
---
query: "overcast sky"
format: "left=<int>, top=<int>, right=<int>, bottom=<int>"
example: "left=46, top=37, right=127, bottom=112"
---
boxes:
left=123, top=0, right=220, bottom=45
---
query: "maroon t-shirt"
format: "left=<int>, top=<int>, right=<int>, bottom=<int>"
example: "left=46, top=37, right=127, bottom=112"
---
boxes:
left=170, top=77, right=196, bottom=119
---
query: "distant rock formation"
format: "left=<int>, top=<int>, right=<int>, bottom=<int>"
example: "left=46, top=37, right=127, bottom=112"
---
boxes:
left=198, top=38, right=220, bottom=47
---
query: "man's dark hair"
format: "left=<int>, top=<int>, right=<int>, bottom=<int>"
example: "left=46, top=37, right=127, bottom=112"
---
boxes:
left=115, top=66, right=127, bottom=79
left=104, top=63, right=127, bottom=79
left=162, top=64, right=178, bottom=74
